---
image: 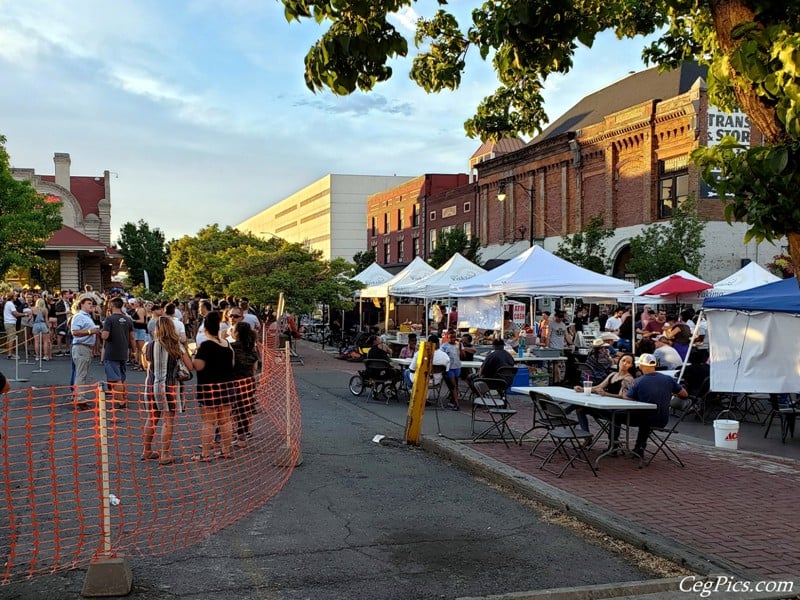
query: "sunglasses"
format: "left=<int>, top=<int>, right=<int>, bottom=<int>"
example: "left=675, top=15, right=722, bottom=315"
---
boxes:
left=229, top=314, right=242, bottom=319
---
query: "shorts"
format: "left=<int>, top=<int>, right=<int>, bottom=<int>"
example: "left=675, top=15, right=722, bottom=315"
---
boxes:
left=104, top=359, right=127, bottom=383
left=446, top=368, right=461, bottom=379
left=133, top=329, right=147, bottom=342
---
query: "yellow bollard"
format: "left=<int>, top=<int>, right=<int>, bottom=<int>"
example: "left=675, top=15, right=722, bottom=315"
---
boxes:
left=404, top=342, right=433, bottom=445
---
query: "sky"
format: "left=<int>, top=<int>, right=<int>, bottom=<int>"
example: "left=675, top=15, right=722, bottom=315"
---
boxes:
left=0, top=0, right=658, bottom=244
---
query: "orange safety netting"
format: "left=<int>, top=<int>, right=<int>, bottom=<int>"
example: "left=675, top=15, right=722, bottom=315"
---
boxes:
left=0, top=347, right=301, bottom=584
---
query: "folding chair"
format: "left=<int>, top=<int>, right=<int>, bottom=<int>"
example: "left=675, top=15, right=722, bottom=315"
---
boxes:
left=537, top=397, right=597, bottom=477
left=523, top=392, right=579, bottom=458
left=426, top=364, right=448, bottom=408
left=642, top=395, right=692, bottom=467
left=763, top=394, right=798, bottom=443
left=470, top=379, right=517, bottom=446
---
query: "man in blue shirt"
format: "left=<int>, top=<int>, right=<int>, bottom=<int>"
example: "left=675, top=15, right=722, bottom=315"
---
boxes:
left=626, top=353, right=688, bottom=458
left=71, top=294, right=101, bottom=411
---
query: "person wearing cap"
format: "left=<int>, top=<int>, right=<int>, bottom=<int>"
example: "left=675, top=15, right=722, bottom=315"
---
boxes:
left=625, top=353, right=687, bottom=458
left=653, top=335, right=683, bottom=369
left=584, top=338, right=613, bottom=383
left=71, top=294, right=101, bottom=410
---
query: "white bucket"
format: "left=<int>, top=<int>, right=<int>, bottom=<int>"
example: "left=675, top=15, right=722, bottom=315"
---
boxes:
left=713, top=419, right=740, bottom=450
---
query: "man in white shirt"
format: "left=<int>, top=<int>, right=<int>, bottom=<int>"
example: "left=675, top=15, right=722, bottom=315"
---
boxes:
left=407, top=334, right=450, bottom=387
left=3, top=291, right=23, bottom=359
left=239, top=299, right=261, bottom=333
left=604, top=308, right=623, bottom=333
left=548, top=311, right=568, bottom=351
left=71, top=294, right=101, bottom=410
left=654, top=335, right=683, bottom=369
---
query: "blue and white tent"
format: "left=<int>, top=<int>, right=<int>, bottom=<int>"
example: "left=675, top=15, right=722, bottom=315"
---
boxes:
left=703, top=278, right=800, bottom=392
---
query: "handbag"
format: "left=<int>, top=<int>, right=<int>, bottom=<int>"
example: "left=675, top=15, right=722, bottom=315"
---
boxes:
left=175, top=359, right=192, bottom=382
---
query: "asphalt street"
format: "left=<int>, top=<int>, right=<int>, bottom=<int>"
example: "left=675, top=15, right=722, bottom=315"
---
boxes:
left=1, top=355, right=654, bottom=600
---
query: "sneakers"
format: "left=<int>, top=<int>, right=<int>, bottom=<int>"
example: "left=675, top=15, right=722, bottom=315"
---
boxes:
left=631, top=447, right=645, bottom=460
left=450, top=405, right=460, bottom=411
left=7, top=355, right=19, bottom=360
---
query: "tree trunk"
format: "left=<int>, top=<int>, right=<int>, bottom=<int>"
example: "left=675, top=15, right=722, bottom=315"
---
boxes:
left=708, top=0, right=789, bottom=144
left=787, top=232, right=800, bottom=286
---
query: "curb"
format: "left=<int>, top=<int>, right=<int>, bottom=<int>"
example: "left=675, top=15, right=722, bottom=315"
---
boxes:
left=420, top=435, right=761, bottom=581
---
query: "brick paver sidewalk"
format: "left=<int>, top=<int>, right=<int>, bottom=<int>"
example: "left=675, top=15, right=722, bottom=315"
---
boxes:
left=474, top=415, right=799, bottom=579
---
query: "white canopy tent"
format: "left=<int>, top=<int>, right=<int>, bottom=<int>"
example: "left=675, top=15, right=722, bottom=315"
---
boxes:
left=357, top=256, right=435, bottom=299
left=356, top=256, right=436, bottom=331
left=705, top=261, right=780, bottom=298
left=352, top=262, right=393, bottom=293
left=390, top=253, right=486, bottom=298
left=451, top=245, right=634, bottom=298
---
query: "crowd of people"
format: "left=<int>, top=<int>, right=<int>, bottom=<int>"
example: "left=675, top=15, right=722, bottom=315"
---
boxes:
left=0, top=285, right=284, bottom=466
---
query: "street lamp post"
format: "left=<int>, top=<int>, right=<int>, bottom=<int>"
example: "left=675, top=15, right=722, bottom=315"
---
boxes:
left=497, top=178, right=535, bottom=247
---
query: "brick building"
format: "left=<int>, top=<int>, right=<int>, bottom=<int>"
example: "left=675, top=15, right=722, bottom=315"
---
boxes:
left=473, top=62, right=781, bottom=283
left=366, top=174, right=470, bottom=269
left=11, top=153, right=120, bottom=292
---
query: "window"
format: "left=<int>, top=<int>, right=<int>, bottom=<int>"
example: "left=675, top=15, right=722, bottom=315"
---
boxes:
left=463, top=221, right=471, bottom=237
left=658, top=160, right=689, bottom=219
left=397, top=239, right=404, bottom=262
left=429, top=210, right=437, bottom=221
left=429, top=228, right=437, bottom=251
left=370, top=216, right=377, bottom=237
left=412, top=237, right=420, bottom=258
left=383, top=240, right=391, bottom=263
left=412, top=204, right=420, bottom=227
left=463, top=201, right=471, bottom=213
left=397, top=208, right=404, bottom=232
left=384, top=212, right=390, bottom=234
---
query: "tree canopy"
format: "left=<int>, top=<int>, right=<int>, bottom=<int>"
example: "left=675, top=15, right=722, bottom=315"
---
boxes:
left=162, top=225, right=361, bottom=313
left=0, top=135, right=63, bottom=281
left=352, top=249, right=377, bottom=273
left=428, top=228, right=482, bottom=268
left=554, top=216, right=614, bottom=274
left=282, top=0, right=800, bottom=277
left=117, top=220, right=168, bottom=292
left=626, top=199, right=706, bottom=284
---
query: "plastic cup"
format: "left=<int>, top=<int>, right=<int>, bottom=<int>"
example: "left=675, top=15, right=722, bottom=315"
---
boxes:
left=583, top=383, right=592, bottom=396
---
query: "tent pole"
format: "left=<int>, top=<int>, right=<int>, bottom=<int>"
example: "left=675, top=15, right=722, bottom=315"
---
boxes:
left=676, top=309, right=703, bottom=383
left=631, top=299, right=636, bottom=355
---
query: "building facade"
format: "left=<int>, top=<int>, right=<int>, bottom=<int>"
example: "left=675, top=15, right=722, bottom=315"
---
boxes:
left=11, top=153, right=119, bottom=292
left=365, top=174, right=470, bottom=269
left=238, top=174, right=414, bottom=261
left=473, top=63, right=783, bottom=283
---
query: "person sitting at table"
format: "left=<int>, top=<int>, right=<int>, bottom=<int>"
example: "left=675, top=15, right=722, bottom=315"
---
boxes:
left=584, top=338, right=613, bottom=384
left=398, top=333, right=418, bottom=359
left=664, top=313, right=692, bottom=360
left=366, top=334, right=392, bottom=361
left=476, top=338, right=515, bottom=383
left=573, top=353, right=636, bottom=434
left=626, top=353, right=688, bottom=459
left=654, top=335, right=683, bottom=369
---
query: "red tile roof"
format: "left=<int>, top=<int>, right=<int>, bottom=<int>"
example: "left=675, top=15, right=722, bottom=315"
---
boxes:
left=46, top=226, right=107, bottom=250
left=40, top=175, right=105, bottom=218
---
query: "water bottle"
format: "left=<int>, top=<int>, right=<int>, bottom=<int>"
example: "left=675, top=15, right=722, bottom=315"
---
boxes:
left=518, top=335, right=526, bottom=358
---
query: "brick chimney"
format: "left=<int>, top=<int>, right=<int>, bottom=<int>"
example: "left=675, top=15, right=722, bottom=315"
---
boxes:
left=54, top=153, right=71, bottom=190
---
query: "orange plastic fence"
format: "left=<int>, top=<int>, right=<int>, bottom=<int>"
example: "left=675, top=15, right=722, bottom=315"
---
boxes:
left=0, top=347, right=301, bottom=584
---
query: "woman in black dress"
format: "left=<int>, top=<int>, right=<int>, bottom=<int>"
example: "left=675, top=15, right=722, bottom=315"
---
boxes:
left=229, top=320, right=260, bottom=445
left=192, top=311, right=236, bottom=461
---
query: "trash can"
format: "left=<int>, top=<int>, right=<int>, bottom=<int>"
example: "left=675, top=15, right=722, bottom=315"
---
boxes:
left=713, top=415, right=740, bottom=450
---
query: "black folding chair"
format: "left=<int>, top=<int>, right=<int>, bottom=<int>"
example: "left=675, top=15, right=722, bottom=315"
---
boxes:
left=642, top=395, right=692, bottom=467
left=470, top=379, right=517, bottom=447
left=361, top=359, right=402, bottom=404
left=537, top=397, right=597, bottom=478
left=763, top=394, right=798, bottom=443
